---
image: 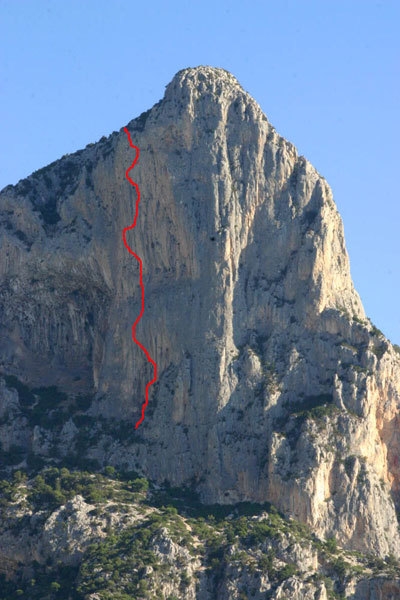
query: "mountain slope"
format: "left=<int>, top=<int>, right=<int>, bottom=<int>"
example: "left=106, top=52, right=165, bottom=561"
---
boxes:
left=1, top=468, right=400, bottom=600
left=0, top=67, right=400, bottom=565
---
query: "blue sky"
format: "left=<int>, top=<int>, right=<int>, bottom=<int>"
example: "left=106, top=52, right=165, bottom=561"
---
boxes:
left=1, top=0, right=399, bottom=342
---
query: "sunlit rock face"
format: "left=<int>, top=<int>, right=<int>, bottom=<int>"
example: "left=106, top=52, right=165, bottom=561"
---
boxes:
left=1, top=66, right=400, bottom=557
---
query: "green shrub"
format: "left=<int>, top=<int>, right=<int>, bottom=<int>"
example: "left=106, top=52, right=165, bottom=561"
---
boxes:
left=325, top=536, right=338, bottom=553
left=104, top=466, right=116, bottom=478
left=259, top=549, right=275, bottom=572
left=277, top=562, right=298, bottom=581
left=50, top=581, right=61, bottom=592
left=332, top=556, right=349, bottom=578
left=248, top=520, right=276, bottom=544
left=131, top=477, right=149, bottom=493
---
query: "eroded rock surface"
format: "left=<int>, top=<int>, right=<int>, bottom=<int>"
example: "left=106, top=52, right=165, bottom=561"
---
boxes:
left=1, top=67, right=400, bottom=566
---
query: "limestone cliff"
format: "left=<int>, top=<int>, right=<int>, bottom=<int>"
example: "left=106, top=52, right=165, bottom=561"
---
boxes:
left=1, top=66, right=400, bottom=567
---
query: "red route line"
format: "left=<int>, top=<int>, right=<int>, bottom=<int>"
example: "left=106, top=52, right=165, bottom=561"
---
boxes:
left=122, top=126, right=157, bottom=429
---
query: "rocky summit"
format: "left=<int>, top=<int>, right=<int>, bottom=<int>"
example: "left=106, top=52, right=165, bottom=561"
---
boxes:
left=0, top=66, right=400, bottom=599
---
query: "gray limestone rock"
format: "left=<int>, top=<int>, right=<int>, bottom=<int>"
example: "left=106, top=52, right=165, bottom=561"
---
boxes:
left=0, top=66, right=399, bottom=565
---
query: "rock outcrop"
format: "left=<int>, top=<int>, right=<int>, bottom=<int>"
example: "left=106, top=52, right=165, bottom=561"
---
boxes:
left=1, top=66, right=400, bottom=564
left=1, top=472, right=399, bottom=599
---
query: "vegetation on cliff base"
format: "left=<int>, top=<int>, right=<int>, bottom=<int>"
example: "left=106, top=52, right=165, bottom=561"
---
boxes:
left=0, top=468, right=399, bottom=600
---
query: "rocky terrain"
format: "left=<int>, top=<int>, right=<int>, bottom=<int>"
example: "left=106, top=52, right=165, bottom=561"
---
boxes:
left=0, top=66, right=400, bottom=598
left=0, top=468, right=399, bottom=599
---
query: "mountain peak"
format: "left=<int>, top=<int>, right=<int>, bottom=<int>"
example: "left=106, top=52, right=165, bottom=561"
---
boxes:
left=170, top=65, right=241, bottom=89
left=1, top=65, right=400, bottom=572
left=162, top=65, right=255, bottom=111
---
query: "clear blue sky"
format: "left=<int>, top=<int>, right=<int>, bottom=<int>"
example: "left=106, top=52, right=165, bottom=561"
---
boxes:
left=1, top=1, right=399, bottom=342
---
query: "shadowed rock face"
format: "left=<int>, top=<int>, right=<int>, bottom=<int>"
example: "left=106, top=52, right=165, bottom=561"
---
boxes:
left=1, top=66, right=400, bottom=558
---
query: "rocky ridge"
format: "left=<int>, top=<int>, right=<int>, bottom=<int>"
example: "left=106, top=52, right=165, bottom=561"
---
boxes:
left=1, top=66, right=400, bottom=596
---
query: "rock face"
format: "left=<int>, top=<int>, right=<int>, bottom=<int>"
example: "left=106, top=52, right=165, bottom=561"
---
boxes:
left=1, top=66, right=400, bottom=561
